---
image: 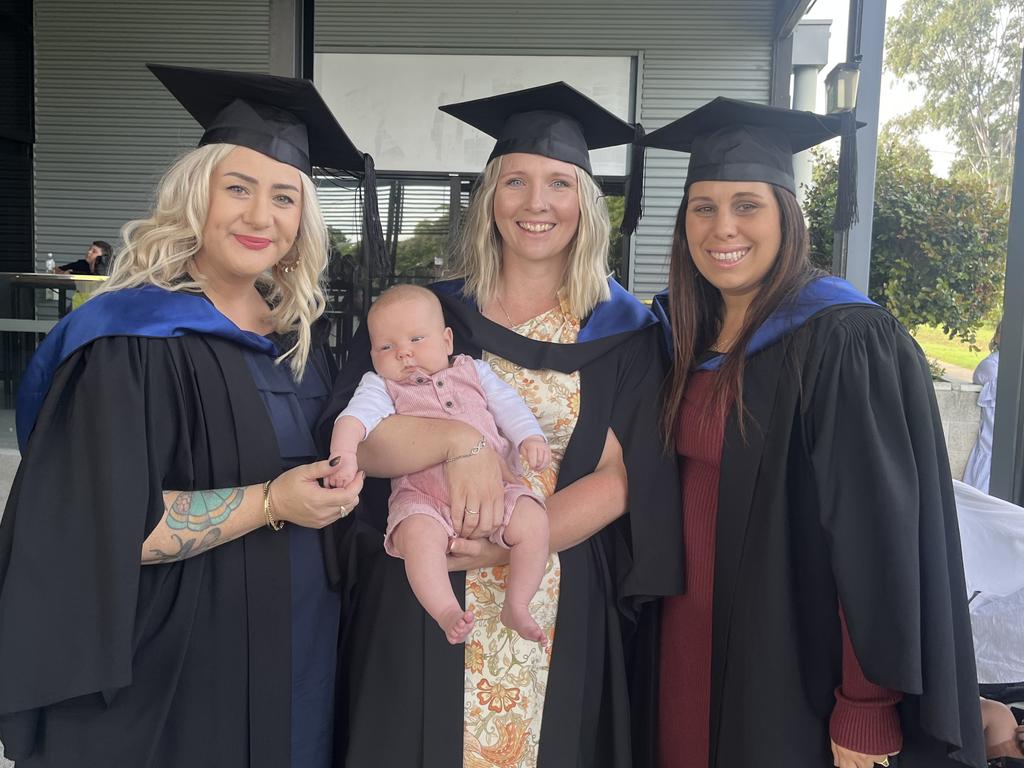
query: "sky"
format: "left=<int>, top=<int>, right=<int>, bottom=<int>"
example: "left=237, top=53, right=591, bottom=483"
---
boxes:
left=804, top=0, right=956, bottom=175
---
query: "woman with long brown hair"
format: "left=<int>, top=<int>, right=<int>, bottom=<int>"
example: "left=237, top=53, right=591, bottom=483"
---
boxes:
left=645, top=99, right=985, bottom=768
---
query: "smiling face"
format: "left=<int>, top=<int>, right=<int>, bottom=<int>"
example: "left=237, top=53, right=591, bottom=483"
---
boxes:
left=684, top=180, right=782, bottom=306
left=492, top=152, right=581, bottom=270
left=367, top=291, right=454, bottom=381
left=194, top=145, right=303, bottom=282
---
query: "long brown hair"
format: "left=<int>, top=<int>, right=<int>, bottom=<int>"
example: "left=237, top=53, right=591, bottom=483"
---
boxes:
left=662, top=185, right=819, bottom=446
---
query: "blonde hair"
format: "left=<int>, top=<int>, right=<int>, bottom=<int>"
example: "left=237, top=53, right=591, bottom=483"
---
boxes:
left=451, top=156, right=612, bottom=318
left=98, top=143, right=328, bottom=377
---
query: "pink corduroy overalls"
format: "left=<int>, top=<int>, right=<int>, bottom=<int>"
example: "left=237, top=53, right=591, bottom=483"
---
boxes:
left=382, top=355, right=543, bottom=556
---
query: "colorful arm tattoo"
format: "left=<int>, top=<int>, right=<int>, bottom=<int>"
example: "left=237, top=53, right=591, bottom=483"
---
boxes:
left=165, top=487, right=245, bottom=531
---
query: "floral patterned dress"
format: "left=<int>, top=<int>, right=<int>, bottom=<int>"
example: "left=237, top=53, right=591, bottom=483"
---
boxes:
left=462, top=294, right=580, bottom=768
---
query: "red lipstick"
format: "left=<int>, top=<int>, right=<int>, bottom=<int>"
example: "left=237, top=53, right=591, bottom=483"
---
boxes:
left=234, top=234, right=272, bottom=250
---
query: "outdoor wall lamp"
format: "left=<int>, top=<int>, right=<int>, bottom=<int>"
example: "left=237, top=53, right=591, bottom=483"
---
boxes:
left=825, top=59, right=861, bottom=114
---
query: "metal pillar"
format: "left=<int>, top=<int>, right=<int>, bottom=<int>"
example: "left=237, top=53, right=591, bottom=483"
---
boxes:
left=791, top=20, right=831, bottom=203
left=831, top=0, right=885, bottom=293
left=792, top=66, right=820, bottom=202
left=269, top=0, right=313, bottom=78
left=989, top=50, right=1024, bottom=505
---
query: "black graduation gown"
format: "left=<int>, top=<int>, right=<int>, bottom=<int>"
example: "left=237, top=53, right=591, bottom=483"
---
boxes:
left=688, top=304, right=985, bottom=767
left=0, top=333, right=292, bottom=768
left=317, top=288, right=684, bottom=768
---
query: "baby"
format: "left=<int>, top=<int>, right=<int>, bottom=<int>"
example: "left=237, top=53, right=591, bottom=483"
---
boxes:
left=328, top=284, right=551, bottom=645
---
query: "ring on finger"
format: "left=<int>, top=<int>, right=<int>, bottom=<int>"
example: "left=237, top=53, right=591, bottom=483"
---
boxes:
left=465, top=508, right=479, bottom=516
left=338, top=503, right=348, bottom=515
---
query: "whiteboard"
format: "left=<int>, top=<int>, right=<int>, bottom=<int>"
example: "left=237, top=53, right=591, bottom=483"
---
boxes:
left=314, top=53, right=633, bottom=176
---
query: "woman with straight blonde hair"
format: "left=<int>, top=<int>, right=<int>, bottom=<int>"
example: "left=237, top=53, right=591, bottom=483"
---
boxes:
left=0, top=65, right=373, bottom=768
left=319, top=82, right=682, bottom=768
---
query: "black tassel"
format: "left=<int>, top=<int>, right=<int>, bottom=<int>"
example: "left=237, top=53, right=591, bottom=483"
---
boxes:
left=360, top=153, right=388, bottom=284
left=621, top=122, right=646, bottom=236
left=833, top=110, right=859, bottom=232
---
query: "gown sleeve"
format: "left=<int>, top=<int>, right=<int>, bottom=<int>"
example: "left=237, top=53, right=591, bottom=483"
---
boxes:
left=607, top=324, right=684, bottom=620
left=0, top=336, right=181, bottom=716
left=804, top=307, right=986, bottom=766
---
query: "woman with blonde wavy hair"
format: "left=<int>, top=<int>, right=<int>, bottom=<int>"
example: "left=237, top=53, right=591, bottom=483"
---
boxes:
left=0, top=65, right=373, bottom=768
left=319, top=82, right=683, bottom=768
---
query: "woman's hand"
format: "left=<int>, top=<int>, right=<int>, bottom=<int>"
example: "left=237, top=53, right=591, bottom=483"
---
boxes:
left=445, top=436, right=517, bottom=541
left=446, top=537, right=510, bottom=572
left=272, top=458, right=364, bottom=529
left=831, top=741, right=897, bottom=768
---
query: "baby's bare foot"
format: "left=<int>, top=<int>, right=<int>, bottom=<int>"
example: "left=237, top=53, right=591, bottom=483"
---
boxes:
left=439, top=607, right=475, bottom=644
left=501, top=603, right=548, bottom=645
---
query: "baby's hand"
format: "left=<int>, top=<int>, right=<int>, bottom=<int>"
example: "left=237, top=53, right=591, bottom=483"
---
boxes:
left=328, top=415, right=366, bottom=488
left=519, top=436, right=551, bottom=472
left=326, top=450, right=359, bottom=489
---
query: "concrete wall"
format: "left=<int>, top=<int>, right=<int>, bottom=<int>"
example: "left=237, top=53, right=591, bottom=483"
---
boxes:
left=934, top=381, right=984, bottom=481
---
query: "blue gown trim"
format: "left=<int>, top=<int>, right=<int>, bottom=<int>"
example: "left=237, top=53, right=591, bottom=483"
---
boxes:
left=243, top=349, right=339, bottom=768
left=431, top=277, right=656, bottom=341
left=652, top=276, right=876, bottom=370
left=17, top=285, right=278, bottom=450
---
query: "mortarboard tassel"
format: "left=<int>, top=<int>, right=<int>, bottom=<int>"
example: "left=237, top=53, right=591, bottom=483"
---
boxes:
left=360, top=153, right=388, bottom=286
left=833, top=110, right=859, bottom=233
left=621, top=123, right=646, bottom=236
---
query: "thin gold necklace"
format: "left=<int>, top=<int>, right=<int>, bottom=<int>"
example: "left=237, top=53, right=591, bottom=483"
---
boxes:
left=496, top=295, right=517, bottom=328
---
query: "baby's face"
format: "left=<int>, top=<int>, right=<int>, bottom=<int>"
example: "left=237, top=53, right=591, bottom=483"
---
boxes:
left=367, top=295, right=454, bottom=381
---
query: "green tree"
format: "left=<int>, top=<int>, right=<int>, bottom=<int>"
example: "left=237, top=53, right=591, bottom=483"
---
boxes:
left=886, top=0, right=1023, bottom=202
left=394, top=206, right=454, bottom=279
left=805, top=128, right=1007, bottom=346
left=605, top=195, right=625, bottom=282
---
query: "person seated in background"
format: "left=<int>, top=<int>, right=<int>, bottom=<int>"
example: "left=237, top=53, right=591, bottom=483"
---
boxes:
left=58, top=240, right=111, bottom=275
left=963, top=320, right=1002, bottom=494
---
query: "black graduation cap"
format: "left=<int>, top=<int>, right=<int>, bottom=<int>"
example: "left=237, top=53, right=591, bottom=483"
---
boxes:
left=642, top=97, right=864, bottom=230
left=147, top=63, right=387, bottom=284
left=440, top=81, right=645, bottom=234
left=147, top=63, right=366, bottom=178
left=439, top=81, right=635, bottom=175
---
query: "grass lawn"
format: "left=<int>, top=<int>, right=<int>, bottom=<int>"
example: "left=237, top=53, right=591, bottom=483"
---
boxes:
left=911, top=323, right=997, bottom=372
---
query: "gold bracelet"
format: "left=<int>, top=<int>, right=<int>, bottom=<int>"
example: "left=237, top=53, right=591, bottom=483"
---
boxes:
left=263, top=479, right=285, bottom=531
left=445, top=436, right=487, bottom=464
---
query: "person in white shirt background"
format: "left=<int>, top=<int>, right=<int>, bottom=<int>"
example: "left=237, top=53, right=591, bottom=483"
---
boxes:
left=963, top=320, right=1002, bottom=494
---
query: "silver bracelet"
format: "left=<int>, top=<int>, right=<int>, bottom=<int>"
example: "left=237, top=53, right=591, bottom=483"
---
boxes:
left=445, top=436, right=487, bottom=464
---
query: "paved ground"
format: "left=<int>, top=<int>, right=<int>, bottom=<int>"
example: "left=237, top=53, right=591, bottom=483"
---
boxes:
left=0, top=447, right=17, bottom=766
left=0, top=421, right=13, bottom=765
left=942, top=361, right=975, bottom=384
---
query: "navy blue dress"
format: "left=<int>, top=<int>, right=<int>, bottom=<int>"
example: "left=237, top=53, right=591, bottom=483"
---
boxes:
left=244, top=346, right=341, bottom=768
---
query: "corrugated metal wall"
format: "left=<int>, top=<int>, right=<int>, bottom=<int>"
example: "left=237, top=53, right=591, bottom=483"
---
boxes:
left=33, top=0, right=271, bottom=271
left=315, top=0, right=776, bottom=298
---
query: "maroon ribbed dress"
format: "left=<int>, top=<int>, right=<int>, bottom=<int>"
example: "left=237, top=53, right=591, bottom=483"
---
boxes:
left=658, top=371, right=902, bottom=768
